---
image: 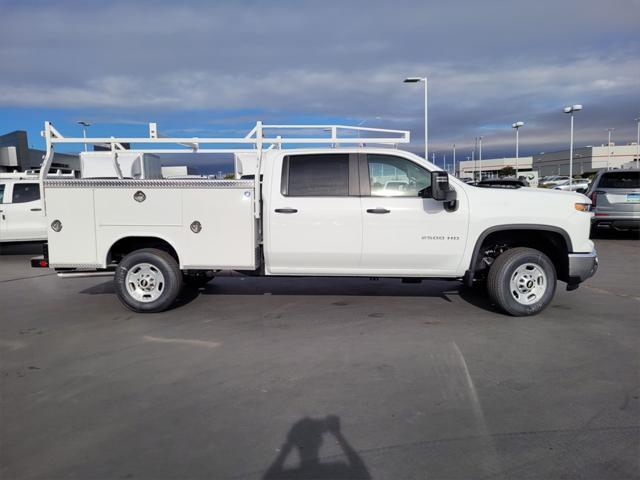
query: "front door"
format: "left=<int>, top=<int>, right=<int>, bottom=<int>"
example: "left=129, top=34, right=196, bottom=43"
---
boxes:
left=267, top=153, right=362, bottom=275
left=359, top=153, right=469, bottom=276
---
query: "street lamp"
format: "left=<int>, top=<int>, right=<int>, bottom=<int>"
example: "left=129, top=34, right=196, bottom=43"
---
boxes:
left=452, top=144, right=456, bottom=177
left=477, top=136, right=483, bottom=181
left=77, top=121, right=91, bottom=152
left=512, top=121, right=524, bottom=177
left=563, top=104, right=582, bottom=188
left=403, top=77, right=428, bottom=160
left=606, top=128, right=614, bottom=170
left=636, top=117, right=640, bottom=168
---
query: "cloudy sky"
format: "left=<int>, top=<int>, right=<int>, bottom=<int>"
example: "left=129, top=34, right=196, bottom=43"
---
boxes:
left=1, top=0, right=638, bottom=170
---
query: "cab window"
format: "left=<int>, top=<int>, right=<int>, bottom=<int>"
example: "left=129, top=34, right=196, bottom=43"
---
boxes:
left=367, top=154, right=430, bottom=197
left=0, top=184, right=5, bottom=203
left=283, top=154, right=350, bottom=196
left=12, top=183, right=40, bottom=203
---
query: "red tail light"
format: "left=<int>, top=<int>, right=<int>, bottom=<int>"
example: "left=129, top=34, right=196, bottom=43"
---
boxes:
left=591, top=190, right=605, bottom=208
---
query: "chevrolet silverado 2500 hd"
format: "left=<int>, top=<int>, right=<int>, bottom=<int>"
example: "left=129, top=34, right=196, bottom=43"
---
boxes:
left=31, top=121, right=597, bottom=316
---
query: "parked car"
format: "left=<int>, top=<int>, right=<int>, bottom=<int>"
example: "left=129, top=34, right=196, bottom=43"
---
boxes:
left=0, top=175, right=47, bottom=243
left=540, top=176, right=570, bottom=188
left=584, top=169, right=640, bottom=231
left=553, top=179, right=590, bottom=191
left=476, top=178, right=527, bottom=189
left=31, top=120, right=597, bottom=317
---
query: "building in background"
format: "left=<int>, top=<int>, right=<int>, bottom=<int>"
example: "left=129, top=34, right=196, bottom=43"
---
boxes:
left=0, top=130, right=80, bottom=173
left=459, top=144, right=639, bottom=180
left=532, top=144, right=638, bottom=176
left=458, top=156, right=533, bottom=180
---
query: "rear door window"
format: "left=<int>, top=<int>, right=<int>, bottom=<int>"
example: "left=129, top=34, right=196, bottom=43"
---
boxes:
left=598, top=172, right=639, bottom=189
left=284, top=154, right=350, bottom=196
left=12, top=183, right=40, bottom=203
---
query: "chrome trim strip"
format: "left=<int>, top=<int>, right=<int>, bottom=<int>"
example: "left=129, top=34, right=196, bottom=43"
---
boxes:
left=43, top=179, right=255, bottom=189
left=50, top=263, right=103, bottom=269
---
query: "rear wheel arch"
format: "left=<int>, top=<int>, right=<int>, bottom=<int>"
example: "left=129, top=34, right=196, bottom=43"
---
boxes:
left=106, top=236, right=180, bottom=267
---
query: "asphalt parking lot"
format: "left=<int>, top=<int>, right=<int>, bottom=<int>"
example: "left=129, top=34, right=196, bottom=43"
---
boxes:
left=1, top=235, right=639, bottom=480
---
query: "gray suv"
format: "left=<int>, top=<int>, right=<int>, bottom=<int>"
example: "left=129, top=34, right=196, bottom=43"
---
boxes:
left=583, top=169, right=640, bottom=232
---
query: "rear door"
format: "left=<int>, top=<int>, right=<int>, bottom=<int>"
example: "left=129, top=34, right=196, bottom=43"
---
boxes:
left=267, top=153, right=362, bottom=274
left=4, top=182, right=46, bottom=241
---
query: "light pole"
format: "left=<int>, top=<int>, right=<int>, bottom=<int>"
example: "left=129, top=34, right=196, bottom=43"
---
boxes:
left=636, top=117, right=640, bottom=168
left=403, top=77, right=428, bottom=160
left=563, top=105, right=582, bottom=188
left=478, top=136, right=483, bottom=181
left=606, top=128, right=614, bottom=170
left=512, top=121, right=524, bottom=177
left=472, top=138, right=477, bottom=181
left=452, top=144, right=456, bottom=177
left=77, top=121, right=91, bottom=152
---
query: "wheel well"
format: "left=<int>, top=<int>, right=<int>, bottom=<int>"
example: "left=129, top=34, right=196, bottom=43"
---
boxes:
left=471, top=229, right=569, bottom=282
left=107, top=237, right=179, bottom=265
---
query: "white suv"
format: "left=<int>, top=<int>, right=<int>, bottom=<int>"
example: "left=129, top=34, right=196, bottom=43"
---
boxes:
left=0, top=176, right=46, bottom=243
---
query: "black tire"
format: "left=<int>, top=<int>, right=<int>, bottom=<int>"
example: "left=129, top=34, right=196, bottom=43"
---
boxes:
left=114, top=248, right=183, bottom=313
left=487, top=247, right=557, bottom=316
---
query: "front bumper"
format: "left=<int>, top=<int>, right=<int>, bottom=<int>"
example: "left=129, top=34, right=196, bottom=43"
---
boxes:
left=567, top=250, right=598, bottom=286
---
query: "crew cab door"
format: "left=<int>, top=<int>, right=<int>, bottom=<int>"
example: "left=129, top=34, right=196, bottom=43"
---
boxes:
left=3, top=182, right=46, bottom=241
left=359, top=154, right=469, bottom=275
left=267, top=153, right=362, bottom=274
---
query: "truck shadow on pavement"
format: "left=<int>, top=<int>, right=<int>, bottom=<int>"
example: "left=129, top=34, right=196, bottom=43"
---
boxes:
left=262, top=415, right=371, bottom=480
left=80, top=277, right=498, bottom=313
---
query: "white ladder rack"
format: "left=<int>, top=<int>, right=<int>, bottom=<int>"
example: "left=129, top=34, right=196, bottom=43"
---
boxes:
left=39, top=121, right=411, bottom=218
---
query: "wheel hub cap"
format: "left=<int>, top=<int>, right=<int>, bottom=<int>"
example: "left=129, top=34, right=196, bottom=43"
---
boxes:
left=125, top=263, right=165, bottom=303
left=509, top=262, right=547, bottom=306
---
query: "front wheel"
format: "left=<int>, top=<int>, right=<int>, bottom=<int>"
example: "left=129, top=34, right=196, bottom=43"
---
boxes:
left=487, top=247, right=557, bottom=316
left=114, top=248, right=183, bottom=313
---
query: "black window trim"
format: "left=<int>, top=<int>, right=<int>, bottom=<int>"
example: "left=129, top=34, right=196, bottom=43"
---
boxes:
left=281, top=153, right=360, bottom=197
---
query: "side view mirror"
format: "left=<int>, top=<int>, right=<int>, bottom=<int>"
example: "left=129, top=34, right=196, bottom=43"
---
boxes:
left=425, top=171, right=457, bottom=202
left=576, top=188, right=586, bottom=194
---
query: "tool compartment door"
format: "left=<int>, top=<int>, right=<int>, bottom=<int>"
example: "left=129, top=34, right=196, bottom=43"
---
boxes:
left=46, top=188, right=98, bottom=266
left=180, top=187, right=257, bottom=269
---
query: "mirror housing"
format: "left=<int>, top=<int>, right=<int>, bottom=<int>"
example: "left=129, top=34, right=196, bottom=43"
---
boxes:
left=425, top=171, right=457, bottom=202
left=576, top=187, right=587, bottom=194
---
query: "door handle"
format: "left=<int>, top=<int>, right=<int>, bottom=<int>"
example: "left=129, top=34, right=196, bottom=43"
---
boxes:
left=366, top=208, right=390, bottom=214
left=274, top=208, right=298, bottom=214
left=31, top=208, right=42, bottom=211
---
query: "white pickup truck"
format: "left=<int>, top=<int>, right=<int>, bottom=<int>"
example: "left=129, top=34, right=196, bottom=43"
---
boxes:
left=31, top=121, right=597, bottom=316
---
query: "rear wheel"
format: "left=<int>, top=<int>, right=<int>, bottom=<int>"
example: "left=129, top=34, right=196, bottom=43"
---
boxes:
left=114, top=248, right=182, bottom=313
left=487, top=247, right=556, bottom=316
